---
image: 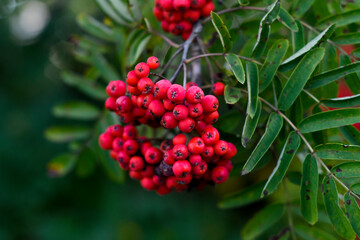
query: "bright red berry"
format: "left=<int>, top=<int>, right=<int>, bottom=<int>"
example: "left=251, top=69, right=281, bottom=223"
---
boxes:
left=116, top=96, right=133, bottom=113
left=183, top=9, right=200, bottom=22
left=201, top=145, right=214, bottom=158
left=186, top=86, right=204, bottom=104
left=164, top=150, right=176, bottom=165
left=188, top=137, right=205, bottom=154
left=167, top=84, right=186, bottom=103
left=173, top=160, right=191, bottom=177
left=126, top=70, right=139, bottom=87
left=122, top=125, right=138, bottom=140
left=98, top=132, right=113, bottom=150
left=176, top=174, right=192, bottom=185
left=140, top=142, right=153, bottom=156
left=223, top=142, right=237, bottom=159
left=145, top=147, right=163, bottom=164
left=211, top=166, right=229, bottom=184
left=129, top=156, right=145, bottom=171
left=153, top=7, right=163, bottom=21
left=201, top=95, right=219, bottom=112
left=123, top=139, right=139, bottom=155
left=161, top=112, right=178, bottom=129
left=178, top=117, right=195, bottom=133
left=191, top=160, right=207, bottom=175
left=214, top=140, right=229, bottom=156
left=146, top=56, right=160, bottom=70
left=173, top=0, right=190, bottom=11
left=212, top=82, right=225, bottom=96
left=173, top=134, right=187, bottom=145
left=141, top=177, right=156, bottom=190
left=160, top=0, right=174, bottom=10
left=112, top=137, right=124, bottom=151
left=202, top=126, right=220, bottom=145
left=188, top=103, right=203, bottom=118
left=189, top=154, right=202, bottom=166
left=172, top=144, right=189, bottom=160
left=200, top=2, right=214, bottom=17
left=173, top=104, right=189, bottom=120
left=106, top=80, right=126, bottom=97
left=134, top=62, right=150, bottom=78
left=156, top=185, right=172, bottom=195
left=107, top=124, right=123, bottom=137
left=163, top=99, right=176, bottom=110
left=203, top=111, right=219, bottom=124
left=154, top=80, right=172, bottom=99
left=105, top=97, right=117, bottom=111
left=178, top=21, right=193, bottom=32
left=186, top=82, right=197, bottom=89
left=190, top=0, right=205, bottom=8
left=117, top=151, right=130, bottom=165
left=148, top=99, right=165, bottom=117
left=128, top=85, right=141, bottom=96
left=163, top=10, right=182, bottom=22
left=161, top=20, right=170, bottom=32
left=129, top=170, right=143, bottom=180
left=137, top=77, right=154, bottom=94
left=141, top=165, right=155, bottom=178
left=160, top=140, right=173, bottom=152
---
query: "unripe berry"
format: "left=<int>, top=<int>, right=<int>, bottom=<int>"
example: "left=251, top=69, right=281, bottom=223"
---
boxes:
left=123, top=139, right=139, bottom=155
left=145, top=147, right=163, bottom=164
left=173, top=104, right=189, bottom=120
left=172, top=144, right=189, bottom=160
left=160, top=0, right=174, bottom=11
left=107, top=124, right=123, bottom=137
left=188, top=137, right=205, bottom=154
left=141, top=177, right=156, bottom=190
left=129, top=156, right=145, bottom=171
left=200, top=2, right=214, bottom=17
left=98, top=132, right=114, bottom=150
left=191, top=160, right=208, bottom=175
left=212, top=82, right=225, bottom=96
left=189, top=154, right=202, bottom=166
left=202, top=126, right=220, bottom=145
left=223, top=142, right=237, bottom=159
left=173, top=0, right=190, bottom=11
left=160, top=160, right=174, bottom=176
left=148, top=99, right=165, bottom=117
left=116, top=96, right=133, bottom=113
left=134, top=62, right=150, bottom=78
left=137, top=77, right=154, bottom=94
left=126, top=70, right=140, bottom=87
left=190, top=0, right=206, bottom=8
left=211, top=166, right=229, bottom=184
left=178, top=117, right=195, bottom=133
left=203, top=111, right=219, bottom=124
left=106, top=80, right=126, bottom=97
left=105, top=97, right=117, bottom=111
left=186, top=86, right=204, bottom=104
left=167, top=84, right=186, bottom=103
left=147, top=56, right=160, bottom=70
left=188, top=103, right=203, bottom=118
left=201, top=95, right=219, bottom=112
left=214, top=140, right=229, bottom=156
left=161, top=112, right=178, bottom=129
left=112, top=137, right=124, bottom=151
left=173, top=133, right=187, bottom=145
left=183, top=9, right=200, bottom=22
left=173, top=160, right=191, bottom=177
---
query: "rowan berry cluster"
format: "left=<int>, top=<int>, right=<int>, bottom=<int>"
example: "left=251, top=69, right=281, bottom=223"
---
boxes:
left=100, top=56, right=236, bottom=194
left=153, top=0, right=214, bottom=40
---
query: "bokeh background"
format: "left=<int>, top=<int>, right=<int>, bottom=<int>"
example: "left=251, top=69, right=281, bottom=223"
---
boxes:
left=0, top=1, right=257, bottom=239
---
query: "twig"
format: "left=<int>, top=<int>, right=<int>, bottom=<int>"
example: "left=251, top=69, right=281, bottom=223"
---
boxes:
left=156, top=47, right=184, bottom=81
left=149, top=72, right=166, bottom=79
left=182, top=63, right=187, bottom=89
left=201, top=6, right=266, bottom=23
left=147, top=28, right=181, bottom=48
left=196, top=37, right=215, bottom=87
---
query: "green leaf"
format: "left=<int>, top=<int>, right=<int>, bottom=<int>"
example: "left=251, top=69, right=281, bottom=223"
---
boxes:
left=294, top=224, right=338, bottom=240
left=91, top=53, right=120, bottom=82
left=291, top=20, right=304, bottom=53
left=340, top=54, right=360, bottom=93
left=225, top=53, right=245, bottom=84
left=242, top=113, right=283, bottom=175
left=259, top=39, right=289, bottom=91
left=242, top=101, right=262, bottom=147
left=344, top=192, right=360, bottom=236
left=45, top=126, right=91, bottom=143
left=218, top=181, right=265, bottom=209
left=108, top=0, right=133, bottom=22
left=61, top=71, right=107, bottom=100
left=322, top=175, right=356, bottom=240
left=289, top=96, right=303, bottom=126
left=252, top=23, right=270, bottom=59
left=279, top=24, right=335, bottom=72
left=262, top=131, right=301, bottom=197
left=52, top=101, right=100, bottom=120
left=246, top=62, right=259, bottom=118
left=224, top=85, right=242, bottom=104
left=211, top=12, right=232, bottom=52
left=128, top=34, right=151, bottom=66
left=278, top=48, right=325, bottom=111
left=126, top=0, right=142, bottom=22
left=47, top=153, right=77, bottom=177
left=293, top=0, right=315, bottom=17
left=241, top=204, right=285, bottom=240
left=315, top=143, right=360, bottom=160
left=318, top=9, right=360, bottom=28
left=76, top=148, right=96, bottom=178
left=332, top=162, right=360, bottom=178
left=95, top=0, right=130, bottom=26
left=339, top=125, right=360, bottom=145
left=300, top=155, right=319, bottom=225
left=263, top=0, right=281, bottom=24
left=351, top=183, right=360, bottom=195
left=77, top=14, right=115, bottom=42
left=334, top=32, right=360, bottom=45
left=299, top=108, right=360, bottom=133
left=321, top=94, right=360, bottom=108
left=307, top=62, right=360, bottom=89
left=277, top=7, right=298, bottom=32
left=352, top=48, right=360, bottom=58
left=237, top=0, right=249, bottom=5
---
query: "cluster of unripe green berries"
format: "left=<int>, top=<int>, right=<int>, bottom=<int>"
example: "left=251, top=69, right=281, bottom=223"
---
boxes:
left=100, top=56, right=236, bottom=194
left=153, top=0, right=214, bottom=40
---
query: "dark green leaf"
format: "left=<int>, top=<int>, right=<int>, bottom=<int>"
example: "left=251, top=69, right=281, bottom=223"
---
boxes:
left=318, top=9, right=360, bottom=28
left=218, top=181, right=265, bottom=209
left=344, top=191, right=360, bottom=236
left=279, top=24, right=334, bottom=72
left=246, top=62, right=259, bottom=118
left=307, top=62, right=360, bottom=89
left=321, top=94, right=360, bottom=108
left=128, top=34, right=151, bottom=66
left=242, top=101, right=262, bottom=147
left=351, top=183, right=360, bottom=195
left=277, top=7, right=298, bottom=32
left=315, top=143, right=360, bottom=160
left=95, top=0, right=130, bottom=26
left=108, top=0, right=133, bottom=22
left=339, top=125, right=360, bottom=145
left=332, top=162, right=360, bottom=178
left=299, top=108, right=360, bottom=133
left=252, top=23, right=270, bottom=59
left=92, top=53, right=120, bottom=82
left=340, top=54, right=360, bottom=93
left=300, top=155, right=319, bottom=225
left=262, top=131, right=301, bottom=197
left=126, top=0, right=142, bottom=22
left=334, top=32, right=360, bottom=45
left=211, top=12, right=232, bottom=52
left=278, top=48, right=325, bottom=111
left=291, top=20, right=304, bottom=53
left=76, top=148, right=96, bottom=177
left=259, top=39, right=289, bottom=91
left=263, top=0, right=281, bottom=24
left=77, top=14, right=115, bottom=42
left=224, top=85, right=242, bottom=104
left=225, top=53, right=245, bottom=84
left=47, top=153, right=77, bottom=177
left=241, top=204, right=285, bottom=240
left=289, top=96, right=303, bottom=126
left=352, top=48, right=360, bottom=58
left=294, top=224, right=338, bottom=240
left=45, top=126, right=91, bottom=143
left=322, top=175, right=356, bottom=239
left=293, top=0, right=315, bottom=17
left=53, top=101, right=100, bottom=120
left=242, top=113, right=283, bottom=175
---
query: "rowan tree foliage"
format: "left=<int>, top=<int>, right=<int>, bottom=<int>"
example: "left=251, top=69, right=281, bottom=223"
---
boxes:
left=45, top=0, right=360, bottom=239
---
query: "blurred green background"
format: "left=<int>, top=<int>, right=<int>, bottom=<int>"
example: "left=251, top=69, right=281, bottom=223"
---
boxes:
left=0, top=1, right=254, bottom=239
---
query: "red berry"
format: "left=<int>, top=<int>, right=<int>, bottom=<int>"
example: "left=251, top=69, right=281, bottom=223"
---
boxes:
left=211, top=166, right=229, bottom=184
left=214, top=140, right=229, bottom=156
left=166, top=176, right=178, bottom=189
left=141, top=165, right=155, bottom=178
left=201, top=145, right=214, bottom=158
left=133, top=107, right=146, bottom=118
left=186, top=86, right=204, bottom=104
left=176, top=174, right=192, bottom=185
left=137, top=94, right=154, bottom=109
left=173, top=104, right=189, bottom=120
left=129, top=156, right=145, bottom=171
left=172, top=144, right=189, bottom=160
left=191, top=160, right=207, bottom=175
left=163, top=99, right=176, bottom=110
left=129, top=170, right=143, bottom=180
left=98, top=132, right=113, bottom=150
left=201, top=95, right=219, bottom=112
left=188, top=103, right=203, bottom=118
left=203, top=111, right=219, bottom=124
left=173, top=133, right=187, bottom=145
left=201, top=126, right=220, bottom=145
left=106, top=80, right=126, bottom=97
left=189, top=154, right=202, bottom=166
left=123, top=139, right=139, bottom=155
left=173, top=160, right=191, bottom=177
left=223, top=142, right=237, bottom=159
left=112, top=137, right=124, bottom=151
left=107, top=124, right=123, bottom=137
left=160, top=0, right=174, bottom=11
left=123, top=125, right=138, bottom=140
left=164, top=150, right=176, bottom=165
left=178, top=21, right=192, bottom=32
left=173, top=0, right=190, bottom=11
left=161, top=20, right=170, bottom=32
left=167, top=84, right=186, bottom=103
left=204, top=155, right=220, bottom=164
left=147, top=56, right=160, bottom=70
left=117, top=151, right=130, bottom=164
left=141, top=177, right=156, bottom=190
left=128, top=85, right=141, bottom=96
left=105, top=97, right=117, bottom=111
left=190, top=0, right=205, bottom=8
left=183, top=9, right=200, bottom=22
left=156, top=185, right=172, bottom=195
left=116, top=96, right=133, bottom=113
left=134, top=62, right=150, bottom=78
left=153, top=7, right=163, bottom=21
left=163, top=10, right=182, bottom=22
left=178, top=117, right=195, bottom=133
left=118, top=112, right=134, bottom=124
left=188, top=137, right=205, bottom=154
left=145, top=147, right=163, bottom=164
left=161, top=112, right=178, bottom=129
left=169, top=23, right=182, bottom=35
left=126, top=71, right=139, bottom=87
left=137, top=77, right=154, bottom=94
left=141, top=142, right=153, bottom=156
left=212, top=82, right=225, bottom=96
left=200, top=2, right=214, bottom=17
left=148, top=99, right=165, bottom=117
left=181, top=31, right=192, bottom=41
left=186, top=82, right=197, bottom=89
left=152, top=175, right=164, bottom=186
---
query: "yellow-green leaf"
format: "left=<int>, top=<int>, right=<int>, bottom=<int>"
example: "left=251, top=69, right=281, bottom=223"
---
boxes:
left=211, top=12, right=232, bottom=52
